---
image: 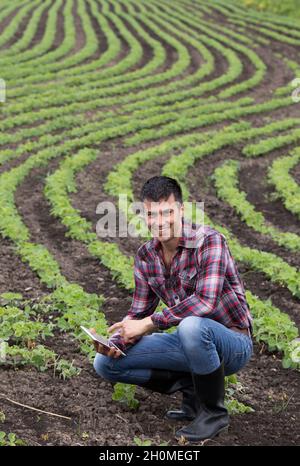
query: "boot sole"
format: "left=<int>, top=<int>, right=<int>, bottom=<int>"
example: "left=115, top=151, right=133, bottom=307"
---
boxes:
left=215, top=425, right=229, bottom=437
left=165, top=414, right=196, bottom=421
left=175, top=424, right=229, bottom=442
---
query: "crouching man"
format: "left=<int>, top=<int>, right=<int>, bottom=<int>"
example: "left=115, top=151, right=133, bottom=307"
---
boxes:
left=92, top=176, right=253, bottom=442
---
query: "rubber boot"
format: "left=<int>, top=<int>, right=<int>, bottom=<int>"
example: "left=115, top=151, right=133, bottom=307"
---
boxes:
left=175, top=360, right=229, bottom=442
left=165, top=383, right=199, bottom=421
left=137, top=368, right=193, bottom=395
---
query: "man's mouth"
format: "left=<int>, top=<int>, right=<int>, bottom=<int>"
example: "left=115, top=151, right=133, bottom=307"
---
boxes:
left=150, top=224, right=173, bottom=236
left=157, top=228, right=171, bottom=235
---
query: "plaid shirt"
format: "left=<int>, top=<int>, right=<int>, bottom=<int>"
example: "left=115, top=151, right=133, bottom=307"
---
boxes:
left=108, top=218, right=253, bottom=353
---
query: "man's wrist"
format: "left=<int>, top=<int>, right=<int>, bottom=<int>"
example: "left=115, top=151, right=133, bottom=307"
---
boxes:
left=143, top=315, right=157, bottom=332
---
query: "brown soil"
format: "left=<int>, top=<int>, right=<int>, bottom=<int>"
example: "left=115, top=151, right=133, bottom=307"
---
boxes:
left=0, top=340, right=299, bottom=446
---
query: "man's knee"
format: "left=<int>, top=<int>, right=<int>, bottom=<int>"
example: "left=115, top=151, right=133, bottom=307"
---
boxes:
left=178, top=316, right=212, bottom=342
left=93, top=353, right=119, bottom=382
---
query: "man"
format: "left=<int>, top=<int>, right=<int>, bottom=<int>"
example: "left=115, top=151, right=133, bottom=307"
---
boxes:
left=93, top=176, right=253, bottom=442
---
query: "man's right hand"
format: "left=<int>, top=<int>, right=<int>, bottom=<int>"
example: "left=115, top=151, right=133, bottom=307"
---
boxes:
left=89, top=328, right=123, bottom=359
left=89, top=328, right=140, bottom=358
left=93, top=340, right=123, bottom=358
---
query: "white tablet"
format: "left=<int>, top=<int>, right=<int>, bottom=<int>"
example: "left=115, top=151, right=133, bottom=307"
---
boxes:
left=80, top=326, right=127, bottom=356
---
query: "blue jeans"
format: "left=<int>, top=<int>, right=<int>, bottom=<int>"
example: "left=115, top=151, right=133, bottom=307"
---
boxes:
left=93, top=316, right=253, bottom=384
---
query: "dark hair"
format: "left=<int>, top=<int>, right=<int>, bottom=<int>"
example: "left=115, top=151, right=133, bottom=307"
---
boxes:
left=140, top=176, right=183, bottom=204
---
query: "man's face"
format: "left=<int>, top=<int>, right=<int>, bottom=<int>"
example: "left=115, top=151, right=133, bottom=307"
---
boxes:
left=143, top=194, right=183, bottom=243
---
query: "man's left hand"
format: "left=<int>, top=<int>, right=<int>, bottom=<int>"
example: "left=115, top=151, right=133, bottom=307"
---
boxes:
left=108, top=316, right=155, bottom=343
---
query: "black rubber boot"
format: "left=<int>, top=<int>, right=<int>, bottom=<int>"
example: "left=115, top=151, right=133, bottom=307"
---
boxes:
left=137, top=368, right=193, bottom=395
left=165, top=383, right=199, bottom=421
left=175, top=360, right=229, bottom=442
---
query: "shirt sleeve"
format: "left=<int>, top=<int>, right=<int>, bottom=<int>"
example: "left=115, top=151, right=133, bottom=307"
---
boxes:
left=108, top=254, right=160, bottom=352
left=150, top=233, right=228, bottom=330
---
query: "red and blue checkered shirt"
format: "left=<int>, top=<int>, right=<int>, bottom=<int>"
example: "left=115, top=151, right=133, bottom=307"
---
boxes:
left=108, top=218, right=253, bottom=353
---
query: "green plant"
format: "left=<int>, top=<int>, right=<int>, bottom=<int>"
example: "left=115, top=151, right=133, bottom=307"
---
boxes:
left=134, top=437, right=152, bottom=446
left=54, top=358, right=81, bottom=380
left=0, top=432, right=26, bottom=446
left=112, top=383, right=139, bottom=410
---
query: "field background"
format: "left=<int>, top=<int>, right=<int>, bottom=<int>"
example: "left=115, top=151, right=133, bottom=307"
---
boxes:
left=0, top=0, right=299, bottom=446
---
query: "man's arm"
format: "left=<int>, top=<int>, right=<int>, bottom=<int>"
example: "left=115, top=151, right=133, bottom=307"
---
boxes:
left=108, top=255, right=160, bottom=352
left=150, top=233, right=228, bottom=330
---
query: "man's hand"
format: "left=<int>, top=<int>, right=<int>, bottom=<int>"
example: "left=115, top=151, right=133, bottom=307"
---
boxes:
left=89, top=328, right=123, bottom=359
left=108, top=316, right=156, bottom=343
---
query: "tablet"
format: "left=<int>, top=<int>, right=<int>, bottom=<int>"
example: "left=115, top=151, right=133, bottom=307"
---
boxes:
left=80, top=326, right=127, bottom=356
